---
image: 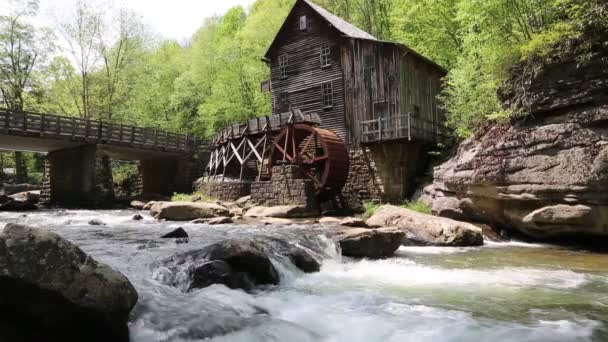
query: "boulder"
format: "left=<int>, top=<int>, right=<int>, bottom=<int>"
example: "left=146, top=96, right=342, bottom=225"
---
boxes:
left=286, top=247, right=320, bottom=273
left=143, top=201, right=158, bottom=211
left=88, top=219, right=106, bottom=226
left=244, top=205, right=318, bottom=219
left=366, top=205, right=483, bottom=246
left=336, top=228, right=404, bottom=258
left=235, top=195, right=251, bottom=207
left=229, top=207, right=244, bottom=216
left=319, top=217, right=342, bottom=225
left=208, top=216, right=233, bottom=225
left=155, top=202, right=229, bottom=221
left=130, top=200, right=146, bottom=210
left=9, top=190, right=40, bottom=204
left=0, top=224, right=138, bottom=342
left=2, top=183, right=38, bottom=195
left=161, top=239, right=279, bottom=291
left=0, top=194, right=36, bottom=211
left=421, top=34, right=608, bottom=240
left=132, top=214, right=144, bottom=221
left=340, top=217, right=368, bottom=227
left=161, top=227, right=189, bottom=239
left=190, top=218, right=209, bottom=224
left=189, top=260, right=251, bottom=290
left=259, top=217, right=294, bottom=225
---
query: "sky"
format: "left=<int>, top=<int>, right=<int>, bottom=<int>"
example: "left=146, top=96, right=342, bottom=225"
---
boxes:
left=32, top=0, right=257, bottom=42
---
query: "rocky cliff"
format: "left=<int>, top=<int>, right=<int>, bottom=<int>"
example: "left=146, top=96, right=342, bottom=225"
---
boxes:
left=422, top=33, right=608, bottom=239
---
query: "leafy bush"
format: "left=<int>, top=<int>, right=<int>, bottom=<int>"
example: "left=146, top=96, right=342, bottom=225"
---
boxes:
left=171, top=192, right=215, bottom=202
left=361, top=200, right=432, bottom=218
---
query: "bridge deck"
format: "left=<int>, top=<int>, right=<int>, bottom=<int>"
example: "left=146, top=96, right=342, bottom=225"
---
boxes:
left=0, top=109, right=199, bottom=153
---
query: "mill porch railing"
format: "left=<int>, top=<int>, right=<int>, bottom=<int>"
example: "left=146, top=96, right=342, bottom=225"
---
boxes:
left=0, top=108, right=200, bottom=152
left=360, top=113, right=443, bottom=144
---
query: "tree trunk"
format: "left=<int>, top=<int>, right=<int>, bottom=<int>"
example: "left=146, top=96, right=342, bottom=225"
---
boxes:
left=14, top=151, right=27, bottom=184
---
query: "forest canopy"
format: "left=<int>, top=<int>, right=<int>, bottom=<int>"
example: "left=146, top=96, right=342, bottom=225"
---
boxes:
left=1, top=0, right=607, bottom=140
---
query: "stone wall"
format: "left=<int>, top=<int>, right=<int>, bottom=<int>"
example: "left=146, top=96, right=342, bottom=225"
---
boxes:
left=341, top=143, right=427, bottom=209
left=251, top=165, right=318, bottom=210
left=200, top=181, right=251, bottom=201
left=41, top=145, right=114, bottom=208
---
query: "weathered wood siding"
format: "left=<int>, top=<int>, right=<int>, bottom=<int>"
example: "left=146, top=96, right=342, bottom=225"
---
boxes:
left=340, top=39, right=445, bottom=145
left=267, top=1, right=348, bottom=142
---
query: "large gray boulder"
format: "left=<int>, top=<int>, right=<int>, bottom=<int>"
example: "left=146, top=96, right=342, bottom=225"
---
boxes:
left=155, top=202, right=229, bottom=221
left=420, top=35, right=608, bottom=240
left=336, top=228, right=404, bottom=258
left=367, top=205, right=483, bottom=246
left=0, top=224, right=138, bottom=342
left=158, top=239, right=279, bottom=291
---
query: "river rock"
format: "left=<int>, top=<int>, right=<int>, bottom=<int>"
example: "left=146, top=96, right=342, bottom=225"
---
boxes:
left=130, top=200, right=146, bottom=210
left=208, top=216, right=233, bottom=225
left=162, top=239, right=279, bottom=291
left=336, top=228, right=404, bottom=258
left=244, top=205, right=318, bottom=219
left=420, top=34, right=608, bottom=240
left=260, top=217, right=294, bottom=225
left=0, top=193, right=37, bottom=211
left=0, top=224, right=138, bottom=342
left=2, top=183, right=38, bottom=195
left=340, top=217, right=367, bottom=227
left=366, top=205, right=483, bottom=246
left=88, top=219, right=106, bottom=226
left=155, top=202, right=229, bottom=221
left=161, top=227, right=189, bottom=239
left=132, top=214, right=144, bottom=221
left=235, top=195, right=251, bottom=207
left=9, top=190, right=40, bottom=203
left=319, top=217, right=342, bottom=225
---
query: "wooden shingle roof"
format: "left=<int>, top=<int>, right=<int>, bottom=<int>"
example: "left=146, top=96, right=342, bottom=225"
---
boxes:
left=301, top=0, right=377, bottom=41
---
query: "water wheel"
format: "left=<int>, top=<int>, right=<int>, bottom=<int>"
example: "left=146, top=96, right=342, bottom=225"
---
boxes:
left=269, top=124, right=349, bottom=200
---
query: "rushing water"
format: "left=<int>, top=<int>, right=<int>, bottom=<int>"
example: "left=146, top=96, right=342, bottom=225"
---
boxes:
left=1, top=209, right=608, bottom=341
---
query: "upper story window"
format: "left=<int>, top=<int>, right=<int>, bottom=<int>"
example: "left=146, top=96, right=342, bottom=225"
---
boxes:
left=279, top=54, right=288, bottom=79
left=322, top=81, right=334, bottom=108
left=299, top=15, right=307, bottom=30
left=320, top=43, right=332, bottom=67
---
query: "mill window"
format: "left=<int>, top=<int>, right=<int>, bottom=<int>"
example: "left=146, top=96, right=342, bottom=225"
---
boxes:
left=322, top=82, right=334, bottom=108
left=320, top=43, right=332, bottom=67
left=279, top=54, right=288, bottom=79
left=299, top=15, right=307, bottom=30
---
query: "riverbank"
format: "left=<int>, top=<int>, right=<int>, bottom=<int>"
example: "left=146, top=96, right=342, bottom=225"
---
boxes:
left=1, top=209, right=607, bottom=341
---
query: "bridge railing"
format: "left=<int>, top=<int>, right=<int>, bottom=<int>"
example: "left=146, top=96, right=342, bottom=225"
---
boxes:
left=0, top=108, right=200, bottom=152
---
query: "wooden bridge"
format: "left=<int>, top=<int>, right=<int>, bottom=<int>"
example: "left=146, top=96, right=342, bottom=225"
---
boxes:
left=0, top=108, right=202, bottom=207
left=0, top=108, right=200, bottom=155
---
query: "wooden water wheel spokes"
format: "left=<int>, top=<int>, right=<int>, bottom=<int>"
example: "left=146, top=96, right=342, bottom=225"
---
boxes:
left=270, top=124, right=349, bottom=200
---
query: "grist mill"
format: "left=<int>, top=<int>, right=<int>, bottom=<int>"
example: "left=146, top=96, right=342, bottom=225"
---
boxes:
left=201, top=0, right=446, bottom=212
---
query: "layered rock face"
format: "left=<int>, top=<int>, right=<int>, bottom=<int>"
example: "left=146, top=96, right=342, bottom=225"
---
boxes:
left=422, top=35, right=608, bottom=239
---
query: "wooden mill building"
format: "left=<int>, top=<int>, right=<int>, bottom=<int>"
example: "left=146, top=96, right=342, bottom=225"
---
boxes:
left=262, top=0, right=447, bottom=201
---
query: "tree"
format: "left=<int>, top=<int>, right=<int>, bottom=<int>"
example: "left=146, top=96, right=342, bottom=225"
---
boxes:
left=58, top=0, right=103, bottom=118
left=0, top=0, right=53, bottom=184
left=98, top=9, right=146, bottom=120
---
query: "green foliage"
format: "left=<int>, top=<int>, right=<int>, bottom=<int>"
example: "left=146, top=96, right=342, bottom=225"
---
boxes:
left=171, top=192, right=215, bottom=202
left=401, top=200, right=432, bottom=215
left=3, top=0, right=606, bottom=142
left=112, top=163, right=139, bottom=186
left=362, top=200, right=431, bottom=218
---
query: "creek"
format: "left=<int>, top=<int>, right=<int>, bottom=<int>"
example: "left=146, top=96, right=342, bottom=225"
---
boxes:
left=1, top=209, right=607, bottom=341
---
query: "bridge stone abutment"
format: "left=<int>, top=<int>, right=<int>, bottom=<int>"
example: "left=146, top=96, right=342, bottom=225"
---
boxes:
left=40, top=145, right=115, bottom=207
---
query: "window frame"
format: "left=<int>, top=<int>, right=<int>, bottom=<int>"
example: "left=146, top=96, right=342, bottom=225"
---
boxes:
left=322, top=81, right=334, bottom=109
left=278, top=54, right=288, bottom=79
left=299, top=15, right=307, bottom=30
left=320, top=43, right=332, bottom=67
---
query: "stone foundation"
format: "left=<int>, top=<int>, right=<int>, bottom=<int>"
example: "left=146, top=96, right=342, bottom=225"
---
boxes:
left=251, top=165, right=318, bottom=211
left=200, top=181, right=252, bottom=201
